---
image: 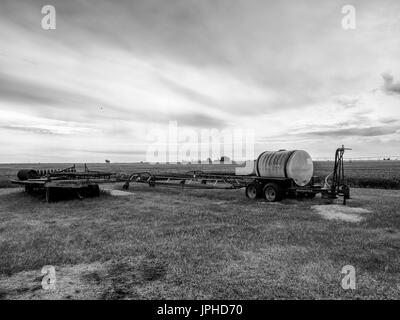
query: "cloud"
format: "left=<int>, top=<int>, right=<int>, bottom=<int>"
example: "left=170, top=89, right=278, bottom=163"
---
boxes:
left=1, top=0, right=400, bottom=161
left=0, top=125, right=56, bottom=135
left=0, top=71, right=227, bottom=128
left=159, top=76, right=221, bottom=111
left=80, top=149, right=145, bottom=156
left=0, top=72, right=99, bottom=109
left=304, top=126, right=400, bottom=137
left=334, top=96, right=359, bottom=108
left=382, top=73, right=400, bottom=95
left=170, top=112, right=227, bottom=128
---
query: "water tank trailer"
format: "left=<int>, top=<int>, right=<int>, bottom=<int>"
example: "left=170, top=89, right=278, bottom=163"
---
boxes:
left=122, top=147, right=350, bottom=204
left=244, top=147, right=350, bottom=203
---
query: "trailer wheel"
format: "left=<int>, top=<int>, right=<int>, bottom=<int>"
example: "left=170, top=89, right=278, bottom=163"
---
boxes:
left=122, top=182, right=130, bottom=190
left=263, top=183, right=282, bottom=202
left=245, top=183, right=259, bottom=199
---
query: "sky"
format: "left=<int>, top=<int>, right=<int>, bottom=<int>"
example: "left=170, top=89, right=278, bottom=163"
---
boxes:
left=0, top=0, right=400, bottom=163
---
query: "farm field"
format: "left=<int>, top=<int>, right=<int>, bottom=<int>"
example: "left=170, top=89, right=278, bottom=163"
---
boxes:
left=313, top=161, right=400, bottom=189
left=0, top=160, right=400, bottom=189
left=0, top=184, right=399, bottom=299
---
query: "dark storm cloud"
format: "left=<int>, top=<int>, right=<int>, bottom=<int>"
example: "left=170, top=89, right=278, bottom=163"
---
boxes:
left=382, top=73, right=400, bottom=95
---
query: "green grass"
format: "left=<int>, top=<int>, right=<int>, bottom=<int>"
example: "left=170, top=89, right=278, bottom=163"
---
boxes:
left=0, top=185, right=399, bottom=299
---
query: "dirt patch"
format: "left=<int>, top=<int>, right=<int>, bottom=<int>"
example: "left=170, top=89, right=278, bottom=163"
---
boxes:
left=101, top=189, right=133, bottom=197
left=80, top=271, right=103, bottom=285
left=312, top=205, right=370, bottom=222
left=0, top=255, right=169, bottom=300
left=101, top=256, right=168, bottom=299
left=0, top=188, right=23, bottom=196
left=138, top=258, right=167, bottom=281
left=0, top=262, right=109, bottom=300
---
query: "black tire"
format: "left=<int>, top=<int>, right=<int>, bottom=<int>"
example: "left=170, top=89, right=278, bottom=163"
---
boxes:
left=245, top=183, right=260, bottom=199
left=263, top=183, right=283, bottom=202
left=122, top=182, right=130, bottom=190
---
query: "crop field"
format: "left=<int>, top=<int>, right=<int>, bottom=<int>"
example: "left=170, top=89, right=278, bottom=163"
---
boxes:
left=313, top=161, right=400, bottom=189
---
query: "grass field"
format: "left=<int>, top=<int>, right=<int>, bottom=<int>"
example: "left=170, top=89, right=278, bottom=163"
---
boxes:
left=0, top=184, right=399, bottom=299
left=1, top=160, right=400, bottom=189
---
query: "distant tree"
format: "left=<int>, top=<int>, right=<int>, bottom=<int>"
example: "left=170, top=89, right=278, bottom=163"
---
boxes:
left=220, top=156, right=231, bottom=164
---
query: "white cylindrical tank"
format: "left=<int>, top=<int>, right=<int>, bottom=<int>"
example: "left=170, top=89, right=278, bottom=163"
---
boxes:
left=255, top=150, right=313, bottom=186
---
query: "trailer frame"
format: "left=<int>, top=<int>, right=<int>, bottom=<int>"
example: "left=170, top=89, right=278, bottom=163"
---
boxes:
left=10, top=165, right=113, bottom=202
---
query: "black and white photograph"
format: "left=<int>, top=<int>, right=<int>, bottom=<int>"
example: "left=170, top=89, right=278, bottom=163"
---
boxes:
left=0, top=0, right=399, bottom=305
